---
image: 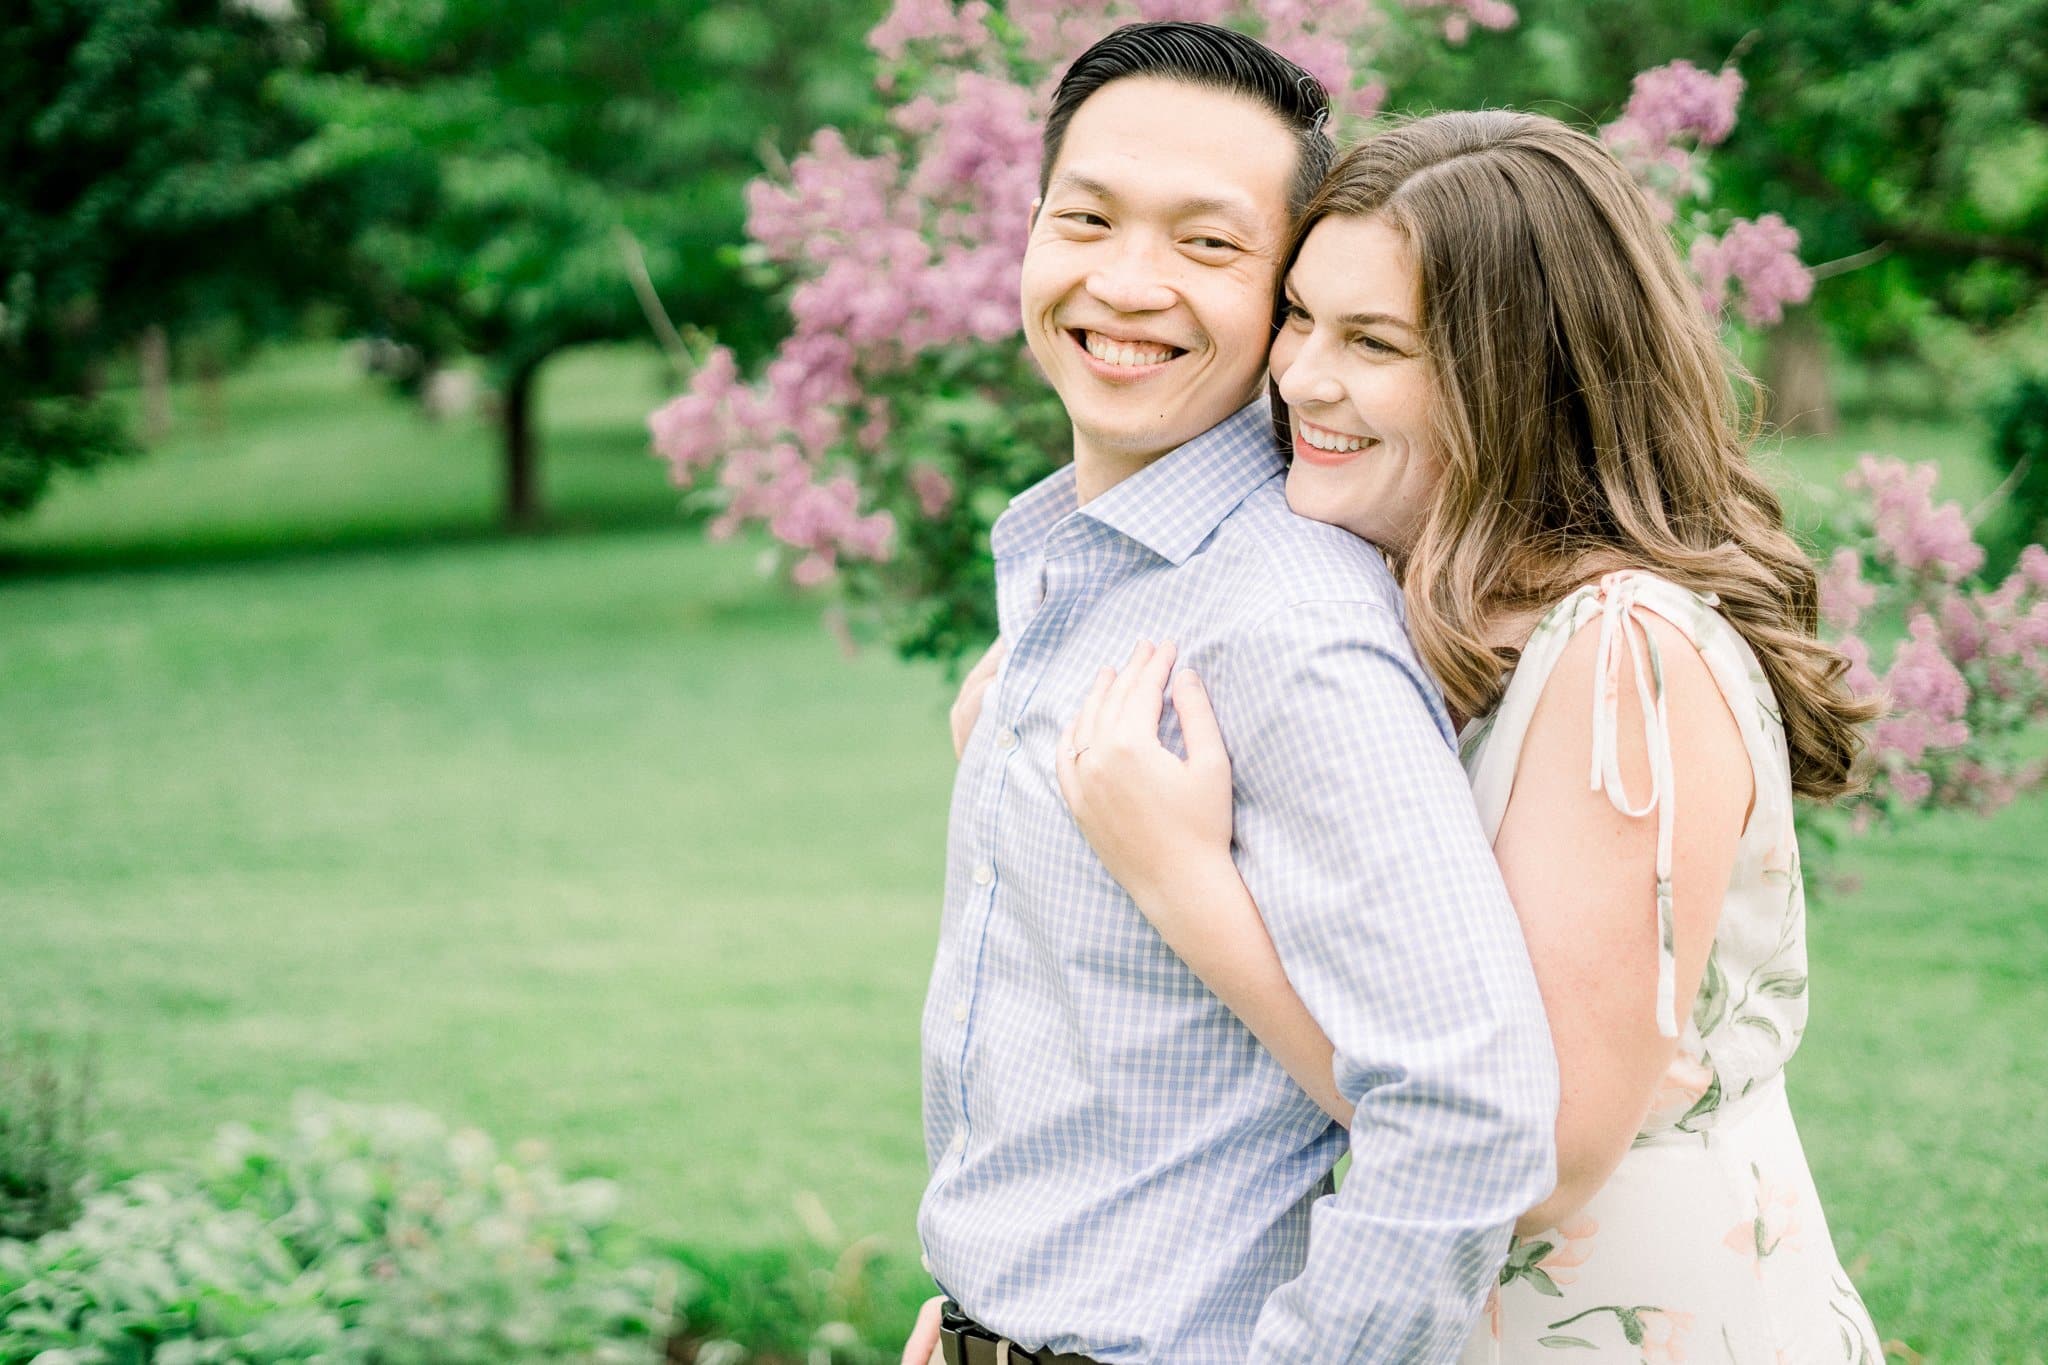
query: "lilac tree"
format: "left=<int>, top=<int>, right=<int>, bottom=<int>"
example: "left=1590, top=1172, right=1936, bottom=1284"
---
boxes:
left=650, top=4, right=1810, bottom=658
left=1819, top=461, right=2048, bottom=825
left=648, top=1, right=2042, bottom=832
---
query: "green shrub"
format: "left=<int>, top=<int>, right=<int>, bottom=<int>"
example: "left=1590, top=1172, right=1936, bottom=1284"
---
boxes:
left=667, top=1193, right=912, bottom=1365
left=0, top=1033, right=93, bottom=1241
left=0, top=1095, right=679, bottom=1364
left=0, top=1177, right=350, bottom=1363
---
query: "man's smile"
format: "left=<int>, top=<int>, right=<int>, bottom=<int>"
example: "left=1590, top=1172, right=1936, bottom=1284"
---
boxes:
left=1067, top=327, right=1191, bottom=381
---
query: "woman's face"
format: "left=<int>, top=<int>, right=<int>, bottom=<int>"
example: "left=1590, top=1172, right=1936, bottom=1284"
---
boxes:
left=1271, top=214, right=1446, bottom=554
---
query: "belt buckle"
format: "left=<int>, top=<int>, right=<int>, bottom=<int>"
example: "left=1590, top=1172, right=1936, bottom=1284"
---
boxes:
left=940, top=1303, right=1032, bottom=1365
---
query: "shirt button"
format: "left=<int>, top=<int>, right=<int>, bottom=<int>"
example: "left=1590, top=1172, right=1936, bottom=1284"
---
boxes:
left=953, top=1001, right=968, bottom=1022
left=972, top=862, right=993, bottom=886
left=950, top=1132, right=966, bottom=1154
left=995, top=727, right=1017, bottom=751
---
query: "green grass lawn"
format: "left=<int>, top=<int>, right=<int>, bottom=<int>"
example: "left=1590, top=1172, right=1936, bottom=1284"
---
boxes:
left=1, top=346, right=2042, bottom=1359
left=0, top=342, right=689, bottom=570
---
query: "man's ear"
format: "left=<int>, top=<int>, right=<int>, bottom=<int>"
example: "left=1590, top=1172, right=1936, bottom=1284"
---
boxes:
left=1027, top=197, right=1041, bottom=233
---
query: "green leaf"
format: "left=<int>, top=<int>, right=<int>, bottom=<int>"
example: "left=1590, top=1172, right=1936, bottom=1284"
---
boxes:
left=1737, top=1014, right=1783, bottom=1044
left=1675, top=1069, right=1723, bottom=1132
left=1755, top=970, right=1807, bottom=999
left=1692, top=952, right=1728, bottom=1035
left=1537, top=1336, right=1598, bottom=1349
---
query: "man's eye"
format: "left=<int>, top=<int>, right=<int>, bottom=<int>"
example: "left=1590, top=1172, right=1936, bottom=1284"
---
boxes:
left=1060, top=211, right=1109, bottom=229
left=1187, top=236, right=1237, bottom=251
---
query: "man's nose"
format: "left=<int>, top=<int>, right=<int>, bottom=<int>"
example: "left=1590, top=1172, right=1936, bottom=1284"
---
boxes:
left=1085, top=239, right=1178, bottom=314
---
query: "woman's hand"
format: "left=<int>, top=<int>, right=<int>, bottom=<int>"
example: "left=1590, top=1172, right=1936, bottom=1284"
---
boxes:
left=949, top=638, right=1006, bottom=760
left=1057, top=640, right=1355, bottom=1125
left=1056, top=640, right=1234, bottom=911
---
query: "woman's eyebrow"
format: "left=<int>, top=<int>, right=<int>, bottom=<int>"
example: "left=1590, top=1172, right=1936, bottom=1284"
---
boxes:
left=1281, top=285, right=1418, bottom=335
left=1338, top=311, right=1419, bottom=334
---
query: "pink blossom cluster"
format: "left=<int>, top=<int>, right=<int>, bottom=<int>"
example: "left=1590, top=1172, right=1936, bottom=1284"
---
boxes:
left=650, top=40, right=1040, bottom=582
left=868, top=0, right=993, bottom=63
left=1690, top=214, right=1813, bottom=327
left=1602, top=60, right=1743, bottom=220
left=1824, top=459, right=2048, bottom=818
left=1845, top=456, right=1985, bottom=581
left=1406, top=0, right=1517, bottom=46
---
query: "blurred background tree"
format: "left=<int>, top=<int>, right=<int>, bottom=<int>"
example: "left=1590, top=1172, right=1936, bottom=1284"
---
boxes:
left=0, top=0, right=341, bottom=519
left=1391, top=0, right=2048, bottom=434
left=2, top=0, right=882, bottom=530
left=279, top=0, right=879, bottom=528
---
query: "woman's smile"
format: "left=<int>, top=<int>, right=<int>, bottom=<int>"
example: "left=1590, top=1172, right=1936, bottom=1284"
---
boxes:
left=1291, top=416, right=1379, bottom=465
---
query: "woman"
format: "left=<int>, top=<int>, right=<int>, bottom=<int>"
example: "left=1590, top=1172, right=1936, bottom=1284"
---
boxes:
left=963, top=111, right=1884, bottom=1360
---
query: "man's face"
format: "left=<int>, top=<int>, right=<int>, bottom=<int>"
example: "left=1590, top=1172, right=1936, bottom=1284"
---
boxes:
left=1021, top=77, right=1299, bottom=473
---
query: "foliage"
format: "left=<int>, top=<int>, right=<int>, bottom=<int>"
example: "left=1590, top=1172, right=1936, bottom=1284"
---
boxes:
left=1818, top=460, right=2048, bottom=824
left=0, top=1095, right=677, bottom=1365
left=0, top=0, right=343, bottom=519
left=1981, top=372, right=2048, bottom=560
left=284, top=0, right=884, bottom=527
left=671, top=1193, right=901, bottom=1364
left=1391, top=0, right=2048, bottom=398
left=650, top=1, right=1811, bottom=663
left=0, top=1034, right=93, bottom=1243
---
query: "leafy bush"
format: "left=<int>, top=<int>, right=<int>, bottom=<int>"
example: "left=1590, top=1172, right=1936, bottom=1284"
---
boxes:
left=0, top=1095, right=678, bottom=1365
left=669, top=1192, right=905, bottom=1364
left=0, top=1033, right=93, bottom=1241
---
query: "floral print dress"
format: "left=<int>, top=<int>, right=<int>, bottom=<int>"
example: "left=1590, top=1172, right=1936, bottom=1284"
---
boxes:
left=1455, top=572, right=1882, bottom=1365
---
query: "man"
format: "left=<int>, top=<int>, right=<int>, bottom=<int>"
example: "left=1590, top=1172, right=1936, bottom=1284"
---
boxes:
left=909, top=23, right=1557, bottom=1363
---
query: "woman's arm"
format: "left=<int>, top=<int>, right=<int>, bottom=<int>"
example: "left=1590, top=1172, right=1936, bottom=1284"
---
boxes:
left=1490, top=608, right=1749, bottom=1232
left=1056, top=641, right=1353, bottom=1125
left=1064, top=619, right=1751, bottom=1236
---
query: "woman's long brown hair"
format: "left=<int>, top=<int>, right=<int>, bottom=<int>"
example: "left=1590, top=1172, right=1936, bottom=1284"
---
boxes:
left=1277, top=111, right=1877, bottom=799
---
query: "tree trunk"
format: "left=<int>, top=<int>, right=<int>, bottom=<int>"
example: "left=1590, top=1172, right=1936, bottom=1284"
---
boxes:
left=139, top=326, right=172, bottom=444
left=1760, top=309, right=1837, bottom=437
left=501, top=359, right=543, bottom=530
left=196, top=344, right=226, bottom=434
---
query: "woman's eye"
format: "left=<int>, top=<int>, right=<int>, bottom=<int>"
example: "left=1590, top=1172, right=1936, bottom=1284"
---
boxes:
left=1283, top=303, right=1311, bottom=325
left=1355, top=334, right=1401, bottom=355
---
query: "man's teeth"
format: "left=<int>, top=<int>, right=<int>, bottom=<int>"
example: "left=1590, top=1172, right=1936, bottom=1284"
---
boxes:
left=1084, top=332, right=1175, bottom=367
left=1302, top=425, right=1371, bottom=453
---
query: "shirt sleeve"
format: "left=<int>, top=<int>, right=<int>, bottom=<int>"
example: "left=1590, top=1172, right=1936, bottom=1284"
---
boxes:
left=1220, top=597, right=1559, bottom=1364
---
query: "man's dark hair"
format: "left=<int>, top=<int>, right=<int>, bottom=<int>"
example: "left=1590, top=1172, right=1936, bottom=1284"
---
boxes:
left=1039, top=22, right=1335, bottom=219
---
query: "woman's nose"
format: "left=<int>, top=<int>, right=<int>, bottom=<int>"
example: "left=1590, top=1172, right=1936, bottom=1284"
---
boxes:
left=1276, top=345, right=1343, bottom=407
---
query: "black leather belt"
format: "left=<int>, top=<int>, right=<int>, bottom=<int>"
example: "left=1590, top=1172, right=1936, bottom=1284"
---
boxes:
left=939, top=1302, right=1105, bottom=1365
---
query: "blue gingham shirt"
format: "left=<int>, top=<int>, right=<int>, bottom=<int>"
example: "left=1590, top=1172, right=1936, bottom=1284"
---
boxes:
left=919, top=401, right=1557, bottom=1363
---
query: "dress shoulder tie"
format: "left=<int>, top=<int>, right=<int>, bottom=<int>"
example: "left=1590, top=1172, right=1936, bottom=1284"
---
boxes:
left=1586, top=572, right=1682, bottom=1038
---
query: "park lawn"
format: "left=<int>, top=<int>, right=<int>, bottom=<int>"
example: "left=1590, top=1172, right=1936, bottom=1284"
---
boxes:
left=1, top=345, right=2042, bottom=1359
left=0, top=341, right=688, bottom=570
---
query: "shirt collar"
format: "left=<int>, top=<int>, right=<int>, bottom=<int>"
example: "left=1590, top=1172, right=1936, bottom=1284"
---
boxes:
left=990, top=399, right=1282, bottom=566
